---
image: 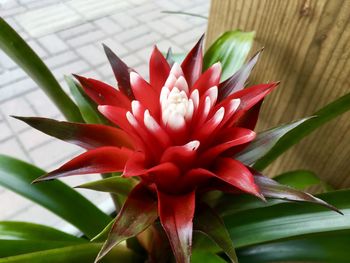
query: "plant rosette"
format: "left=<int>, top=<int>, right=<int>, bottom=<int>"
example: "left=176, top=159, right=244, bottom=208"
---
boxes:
left=14, top=34, right=342, bottom=263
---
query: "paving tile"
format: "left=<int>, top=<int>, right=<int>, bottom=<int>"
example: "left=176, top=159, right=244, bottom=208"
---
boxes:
left=0, top=50, right=17, bottom=70
left=58, top=23, right=96, bottom=39
left=38, top=34, right=69, bottom=54
left=124, top=32, right=162, bottom=51
left=1, top=97, right=36, bottom=132
left=94, top=16, right=123, bottom=34
left=51, top=60, right=90, bottom=81
left=43, top=50, right=77, bottom=68
left=100, top=37, right=128, bottom=56
left=0, top=121, right=12, bottom=142
left=30, top=139, right=81, bottom=170
left=19, top=128, right=53, bottom=151
left=110, top=12, right=139, bottom=29
left=0, top=191, right=31, bottom=219
left=25, top=89, right=61, bottom=117
left=66, top=30, right=105, bottom=47
left=0, top=138, right=30, bottom=162
left=76, top=44, right=106, bottom=66
left=27, top=39, right=48, bottom=58
left=0, top=78, right=37, bottom=103
left=0, top=67, right=26, bottom=86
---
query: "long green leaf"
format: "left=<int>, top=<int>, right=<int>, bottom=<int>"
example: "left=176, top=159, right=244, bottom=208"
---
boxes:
left=223, top=189, right=349, bottom=248
left=235, top=117, right=312, bottom=166
left=65, top=76, right=108, bottom=125
left=254, top=92, right=350, bottom=170
left=0, top=221, right=85, bottom=257
left=274, top=169, right=333, bottom=191
left=0, top=18, right=83, bottom=122
left=237, top=230, right=350, bottom=262
left=76, top=176, right=136, bottom=196
left=0, top=243, right=139, bottom=263
left=191, top=251, right=226, bottom=263
left=0, top=221, right=82, bottom=242
left=203, top=30, right=255, bottom=81
left=194, top=205, right=238, bottom=263
left=0, top=155, right=111, bottom=239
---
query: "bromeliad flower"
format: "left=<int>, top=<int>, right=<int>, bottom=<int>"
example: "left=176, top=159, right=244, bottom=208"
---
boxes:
left=16, top=35, right=340, bottom=263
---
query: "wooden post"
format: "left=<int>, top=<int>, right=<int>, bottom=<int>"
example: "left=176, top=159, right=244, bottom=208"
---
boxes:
left=206, top=0, right=350, bottom=189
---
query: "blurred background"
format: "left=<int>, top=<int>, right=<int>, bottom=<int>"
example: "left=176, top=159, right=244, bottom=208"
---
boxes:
left=0, top=0, right=209, bottom=233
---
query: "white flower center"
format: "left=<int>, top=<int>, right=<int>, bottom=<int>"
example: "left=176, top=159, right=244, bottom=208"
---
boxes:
left=160, top=65, right=194, bottom=129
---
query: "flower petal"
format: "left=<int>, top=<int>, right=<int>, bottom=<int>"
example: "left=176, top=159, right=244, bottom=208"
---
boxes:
left=33, top=147, right=132, bottom=183
left=160, top=140, right=200, bottom=166
left=14, top=116, right=134, bottom=150
left=181, top=35, right=204, bottom=88
left=157, top=190, right=195, bottom=263
left=150, top=46, right=171, bottom=92
left=123, top=151, right=147, bottom=177
left=130, top=72, right=159, bottom=115
left=199, top=128, right=256, bottom=163
left=214, top=158, right=263, bottom=199
left=95, top=183, right=158, bottom=262
left=191, top=62, right=221, bottom=95
left=218, top=49, right=262, bottom=101
left=73, top=75, right=130, bottom=109
left=103, top=44, right=134, bottom=99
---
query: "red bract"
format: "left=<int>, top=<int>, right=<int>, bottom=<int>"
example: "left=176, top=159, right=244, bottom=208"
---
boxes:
left=22, top=37, right=290, bottom=262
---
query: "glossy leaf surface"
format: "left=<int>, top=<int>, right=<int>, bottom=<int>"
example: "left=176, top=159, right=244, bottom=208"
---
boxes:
left=203, top=30, right=255, bottom=81
left=0, top=155, right=111, bottom=239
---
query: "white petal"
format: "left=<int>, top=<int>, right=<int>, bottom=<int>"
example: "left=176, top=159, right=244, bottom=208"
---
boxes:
left=126, top=111, right=138, bottom=128
left=167, top=112, right=186, bottom=130
left=144, top=110, right=157, bottom=132
left=190, top=89, right=199, bottom=109
left=185, top=99, right=194, bottom=121
left=205, top=86, right=218, bottom=107
left=131, top=100, right=142, bottom=116
left=174, top=76, right=189, bottom=94
left=228, top=98, right=241, bottom=113
left=212, top=107, right=225, bottom=125
left=184, top=140, right=200, bottom=151
left=164, top=73, right=177, bottom=89
left=170, top=62, right=183, bottom=78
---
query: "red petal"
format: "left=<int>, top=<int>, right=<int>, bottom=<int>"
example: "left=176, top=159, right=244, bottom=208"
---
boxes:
left=181, top=35, right=204, bottom=88
left=95, top=183, right=158, bottom=262
left=73, top=75, right=130, bottom=110
left=33, top=147, right=132, bottom=182
left=160, top=140, right=199, bottom=167
left=214, top=158, right=263, bottom=198
left=218, top=49, right=262, bottom=101
left=199, top=128, right=256, bottom=163
left=220, top=82, right=279, bottom=127
left=157, top=190, right=195, bottom=263
left=149, top=162, right=181, bottom=193
left=150, top=46, right=171, bottom=92
left=130, top=72, right=159, bottom=115
left=235, top=100, right=263, bottom=130
left=123, top=151, right=147, bottom=177
left=14, top=116, right=134, bottom=150
left=103, top=44, right=134, bottom=99
left=191, top=62, right=221, bottom=95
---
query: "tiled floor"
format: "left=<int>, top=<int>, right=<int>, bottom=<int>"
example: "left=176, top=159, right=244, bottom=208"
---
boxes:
left=0, top=0, right=209, bottom=233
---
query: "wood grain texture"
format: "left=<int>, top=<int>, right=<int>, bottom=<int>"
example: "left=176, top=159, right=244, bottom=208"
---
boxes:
left=206, top=0, right=350, bottom=190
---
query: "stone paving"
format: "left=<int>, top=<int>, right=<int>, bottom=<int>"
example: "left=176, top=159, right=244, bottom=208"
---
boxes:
left=0, top=0, right=209, bottom=233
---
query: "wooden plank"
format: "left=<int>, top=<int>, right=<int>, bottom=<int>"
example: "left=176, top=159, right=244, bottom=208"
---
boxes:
left=206, top=0, right=350, bottom=190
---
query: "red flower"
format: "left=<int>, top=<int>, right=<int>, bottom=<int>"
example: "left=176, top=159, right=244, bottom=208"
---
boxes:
left=17, top=36, right=337, bottom=263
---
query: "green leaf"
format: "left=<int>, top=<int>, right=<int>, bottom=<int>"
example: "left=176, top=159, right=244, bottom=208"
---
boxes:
left=96, top=184, right=158, bottom=262
left=0, top=240, right=82, bottom=258
left=274, top=170, right=331, bottom=190
left=0, top=243, right=139, bottom=263
left=76, top=176, right=136, bottom=196
left=0, top=18, right=83, bottom=123
left=65, top=76, right=108, bottom=125
left=203, top=30, right=255, bottom=81
left=223, top=189, right=349, bottom=249
left=0, top=155, right=111, bottom=239
left=254, top=92, right=350, bottom=170
left=0, top=221, right=82, bottom=242
left=165, top=48, right=186, bottom=66
left=235, top=117, right=312, bottom=166
left=237, top=230, right=350, bottom=262
left=194, top=204, right=238, bottom=263
left=0, top=221, right=85, bottom=257
left=191, top=251, right=226, bottom=263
